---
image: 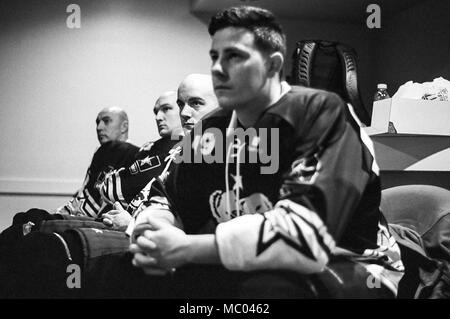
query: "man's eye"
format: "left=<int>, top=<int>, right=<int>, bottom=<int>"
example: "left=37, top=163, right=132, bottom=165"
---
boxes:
left=228, top=52, right=240, bottom=60
left=190, top=100, right=203, bottom=108
left=210, top=54, right=218, bottom=62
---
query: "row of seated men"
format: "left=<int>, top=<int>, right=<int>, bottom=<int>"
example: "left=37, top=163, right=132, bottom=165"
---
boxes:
left=0, top=73, right=218, bottom=297
left=58, top=73, right=217, bottom=231
left=0, top=5, right=448, bottom=299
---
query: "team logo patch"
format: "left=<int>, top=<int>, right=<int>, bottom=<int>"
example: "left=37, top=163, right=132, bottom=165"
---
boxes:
left=200, top=132, right=216, bottom=155
left=128, top=181, right=152, bottom=214
left=129, top=156, right=161, bottom=175
left=139, top=141, right=154, bottom=152
left=290, top=153, right=320, bottom=184
left=95, top=165, right=115, bottom=190
left=209, top=191, right=273, bottom=223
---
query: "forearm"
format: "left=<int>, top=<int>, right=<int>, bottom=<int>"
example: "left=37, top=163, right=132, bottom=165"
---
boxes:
left=185, top=234, right=221, bottom=265
left=215, top=201, right=335, bottom=273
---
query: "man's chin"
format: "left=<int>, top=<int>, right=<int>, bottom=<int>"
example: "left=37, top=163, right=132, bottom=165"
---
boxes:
left=98, top=137, right=109, bottom=145
left=217, top=97, right=236, bottom=110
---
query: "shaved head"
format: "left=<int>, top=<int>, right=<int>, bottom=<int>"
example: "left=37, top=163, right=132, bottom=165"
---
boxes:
left=153, top=91, right=182, bottom=137
left=154, top=91, right=177, bottom=109
left=99, top=106, right=128, bottom=123
left=96, top=106, right=129, bottom=145
left=177, top=74, right=219, bottom=131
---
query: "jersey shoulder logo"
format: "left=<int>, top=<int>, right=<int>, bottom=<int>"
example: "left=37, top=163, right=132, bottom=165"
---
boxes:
left=139, top=141, right=154, bottom=152
left=129, top=156, right=161, bottom=175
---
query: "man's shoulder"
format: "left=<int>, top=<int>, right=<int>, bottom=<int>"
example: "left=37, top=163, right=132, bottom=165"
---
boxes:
left=197, top=108, right=233, bottom=130
left=201, top=107, right=231, bottom=122
left=271, top=85, right=345, bottom=115
left=267, top=85, right=346, bottom=129
left=92, top=141, right=139, bottom=161
left=97, top=140, right=139, bottom=151
left=139, top=136, right=182, bottom=154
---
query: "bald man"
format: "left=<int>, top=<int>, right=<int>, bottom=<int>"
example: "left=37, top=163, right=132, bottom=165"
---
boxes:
left=0, top=80, right=218, bottom=298
left=56, top=107, right=139, bottom=217
left=119, top=74, right=219, bottom=226
left=99, top=80, right=218, bottom=230
left=154, top=91, right=184, bottom=138
left=96, top=106, right=130, bottom=145
left=100, top=92, right=183, bottom=230
left=177, top=73, right=219, bottom=132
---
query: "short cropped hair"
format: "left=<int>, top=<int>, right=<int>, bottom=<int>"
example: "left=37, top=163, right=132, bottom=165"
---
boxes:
left=208, top=6, right=287, bottom=58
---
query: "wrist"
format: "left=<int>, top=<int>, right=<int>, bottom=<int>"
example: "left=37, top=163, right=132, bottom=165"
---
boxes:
left=183, top=234, right=220, bottom=265
left=184, top=235, right=196, bottom=264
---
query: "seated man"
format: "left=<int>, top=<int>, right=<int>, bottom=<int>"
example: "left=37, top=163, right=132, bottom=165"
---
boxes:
left=122, top=6, right=405, bottom=298
left=0, top=76, right=220, bottom=298
left=56, top=106, right=139, bottom=218
left=102, top=75, right=220, bottom=231
left=0, top=106, right=138, bottom=297
left=99, top=91, right=184, bottom=230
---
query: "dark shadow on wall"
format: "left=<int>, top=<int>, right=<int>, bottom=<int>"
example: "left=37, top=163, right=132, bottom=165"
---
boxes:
left=376, top=0, right=450, bottom=97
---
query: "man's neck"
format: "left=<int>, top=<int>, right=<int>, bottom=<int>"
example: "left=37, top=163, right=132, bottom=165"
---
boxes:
left=235, top=79, right=287, bottom=128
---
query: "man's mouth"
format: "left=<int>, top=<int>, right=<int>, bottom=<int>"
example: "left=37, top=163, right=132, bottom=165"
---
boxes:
left=183, top=123, right=195, bottom=129
left=214, top=85, right=230, bottom=91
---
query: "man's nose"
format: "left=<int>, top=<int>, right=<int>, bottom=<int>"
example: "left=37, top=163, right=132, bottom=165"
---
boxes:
left=156, top=112, right=164, bottom=122
left=211, top=59, right=226, bottom=80
left=180, top=105, right=192, bottom=119
left=97, top=121, right=105, bottom=131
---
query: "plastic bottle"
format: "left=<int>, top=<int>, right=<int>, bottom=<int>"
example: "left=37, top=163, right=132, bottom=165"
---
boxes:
left=374, top=83, right=390, bottom=101
left=374, top=84, right=396, bottom=133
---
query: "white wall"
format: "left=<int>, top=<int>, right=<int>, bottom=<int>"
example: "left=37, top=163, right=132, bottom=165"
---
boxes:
left=0, top=0, right=212, bottom=231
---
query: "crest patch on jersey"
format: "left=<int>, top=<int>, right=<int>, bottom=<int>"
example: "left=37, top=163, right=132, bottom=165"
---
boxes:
left=129, top=156, right=161, bottom=175
left=95, top=165, right=115, bottom=190
left=200, top=132, right=216, bottom=155
left=290, top=153, right=321, bottom=184
left=209, top=191, right=273, bottom=223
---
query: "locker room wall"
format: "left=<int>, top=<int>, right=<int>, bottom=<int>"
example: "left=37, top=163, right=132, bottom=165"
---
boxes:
left=0, top=0, right=212, bottom=231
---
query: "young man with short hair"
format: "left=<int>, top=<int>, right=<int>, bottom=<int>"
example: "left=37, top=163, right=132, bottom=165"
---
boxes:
left=107, top=6, right=404, bottom=298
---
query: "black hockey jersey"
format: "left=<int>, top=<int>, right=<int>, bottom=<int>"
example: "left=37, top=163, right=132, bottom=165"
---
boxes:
left=57, top=141, right=139, bottom=218
left=99, top=136, right=182, bottom=211
left=138, top=86, right=404, bottom=294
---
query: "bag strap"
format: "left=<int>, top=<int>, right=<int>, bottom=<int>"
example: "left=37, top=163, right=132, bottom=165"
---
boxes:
left=292, top=40, right=317, bottom=87
left=336, top=44, right=371, bottom=125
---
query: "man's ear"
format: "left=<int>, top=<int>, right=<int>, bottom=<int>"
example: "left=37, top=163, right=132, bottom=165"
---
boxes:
left=267, top=52, right=284, bottom=78
left=121, top=120, right=129, bottom=133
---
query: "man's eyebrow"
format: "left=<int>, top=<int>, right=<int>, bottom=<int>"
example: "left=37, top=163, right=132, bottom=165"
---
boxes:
left=223, top=47, right=246, bottom=54
left=96, top=115, right=111, bottom=122
left=188, top=97, right=205, bottom=104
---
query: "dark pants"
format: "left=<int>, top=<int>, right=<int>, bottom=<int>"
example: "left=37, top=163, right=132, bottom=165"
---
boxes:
left=86, top=252, right=394, bottom=299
